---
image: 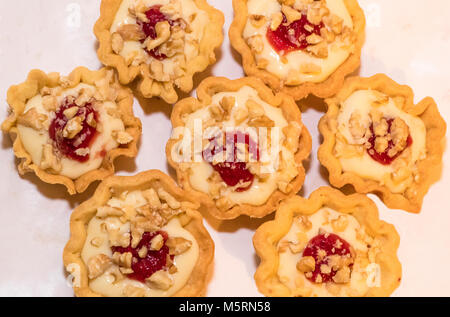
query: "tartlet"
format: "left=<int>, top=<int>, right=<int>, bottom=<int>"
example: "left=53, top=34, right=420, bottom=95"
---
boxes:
left=318, top=74, right=447, bottom=213
left=253, top=187, right=402, bottom=297
left=2, top=67, right=142, bottom=195
left=166, top=76, right=312, bottom=219
left=63, top=170, right=214, bottom=297
left=229, top=0, right=365, bottom=100
left=94, top=0, right=225, bottom=104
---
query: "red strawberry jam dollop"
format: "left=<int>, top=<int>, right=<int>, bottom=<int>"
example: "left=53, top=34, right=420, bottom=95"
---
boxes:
left=203, top=131, right=260, bottom=192
left=267, top=13, right=324, bottom=55
left=112, top=231, right=172, bottom=283
left=367, top=119, right=413, bottom=165
left=48, top=98, right=98, bottom=162
left=137, top=5, right=176, bottom=60
left=302, top=233, right=353, bottom=283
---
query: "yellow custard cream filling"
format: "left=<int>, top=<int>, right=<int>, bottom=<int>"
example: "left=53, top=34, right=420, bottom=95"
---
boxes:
left=336, top=90, right=427, bottom=193
left=243, top=0, right=354, bottom=84
left=81, top=190, right=200, bottom=297
left=111, top=0, right=209, bottom=72
left=277, top=208, right=375, bottom=297
left=179, top=86, right=297, bottom=206
left=17, top=83, right=126, bottom=179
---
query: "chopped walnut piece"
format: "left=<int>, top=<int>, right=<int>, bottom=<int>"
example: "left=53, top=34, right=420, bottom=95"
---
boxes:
left=270, top=12, right=283, bottom=31
left=112, top=130, right=134, bottom=145
left=288, top=241, right=305, bottom=254
left=87, top=254, right=112, bottom=279
left=123, top=285, right=146, bottom=297
left=116, top=24, right=145, bottom=41
left=90, top=237, right=104, bottom=248
left=374, top=136, right=389, bottom=153
left=150, top=234, right=164, bottom=251
left=307, top=2, right=329, bottom=25
left=42, top=95, right=58, bottom=112
left=247, top=35, right=264, bottom=54
left=332, top=266, right=351, bottom=284
left=209, top=104, right=225, bottom=121
left=389, top=118, right=409, bottom=157
left=220, top=96, right=236, bottom=114
left=297, top=216, right=312, bottom=231
left=111, top=32, right=124, bottom=54
left=306, top=33, right=324, bottom=45
left=306, top=41, right=328, bottom=58
left=97, top=206, right=124, bottom=218
left=324, top=14, right=343, bottom=34
left=166, top=237, right=192, bottom=255
left=233, top=106, right=249, bottom=125
left=246, top=100, right=265, bottom=118
left=349, top=111, right=367, bottom=141
left=331, top=215, right=349, bottom=232
left=282, top=5, right=302, bottom=23
left=75, top=148, right=90, bottom=157
left=86, top=112, right=97, bottom=128
left=297, top=256, right=316, bottom=273
left=249, top=14, right=267, bottom=28
left=63, top=106, right=79, bottom=120
left=138, top=246, right=148, bottom=258
left=17, top=108, right=48, bottom=130
left=146, top=270, right=174, bottom=290
left=112, top=251, right=133, bottom=268
left=63, top=116, right=83, bottom=139
left=40, top=144, right=62, bottom=173
left=248, top=115, right=275, bottom=128
left=142, top=188, right=162, bottom=209
left=144, top=21, right=171, bottom=51
left=157, top=188, right=181, bottom=210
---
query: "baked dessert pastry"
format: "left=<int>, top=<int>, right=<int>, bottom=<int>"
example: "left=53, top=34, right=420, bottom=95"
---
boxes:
left=63, top=170, right=214, bottom=297
left=2, top=67, right=142, bottom=195
left=253, top=187, right=401, bottom=297
left=229, top=0, right=365, bottom=100
left=166, top=77, right=312, bottom=219
left=95, top=0, right=224, bottom=104
left=318, top=74, right=446, bottom=213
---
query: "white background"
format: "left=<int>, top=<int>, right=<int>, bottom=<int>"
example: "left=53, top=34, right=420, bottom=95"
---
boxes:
left=0, top=0, right=449, bottom=297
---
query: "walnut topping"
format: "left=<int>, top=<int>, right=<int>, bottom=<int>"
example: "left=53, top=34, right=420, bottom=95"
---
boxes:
left=250, top=14, right=267, bottom=28
left=111, top=32, right=124, bottom=54
left=306, top=33, right=323, bottom=45
left=157, top=188, right=181, bottom=210
left=112, top=130, right=133, bottom=145
left=90, top=237, right=104, bottom=248
left=209, top=104, right=225, bottom=121
left=166, top=237, right=192, bottom=255
left=144, top=21, right=171, bottom=51
left=247, top=35, right=264, bottom=54
left=123, top=285, right=146, bottom=297
left=138, top=246, right=148, bottom=258
left=233, top=106, right=249, bottom=125
left=142, top=188, right=162, bottom=208
left=248, top=115, right=275, bottom=128
left=296, top=216, right=312, bottom=231
left=307, top=2, right=329, bottom=25
left=42, top=95, right=58, bottom=112
left=306, top=41, right=328, bottom=58
left=74, top=148, right=90, bottom=157
left=332, top=266, right=351, bottom=284
left=97, top=206, right=124, bottom=218
left=87, top=254, right=112, bottom=279
left=270, top=12, right=283, bottom=31
left=146, top=270, right=174, bottom=290
left=150, top=234, right=164, bottom=251
left=86, top=112, right=97, bottom=128
left=40, top=144, right=62, bottom=173
left=112, top=251, right=133, bottom=269
left=282, top=5, right=302, bottom=23
left=297, top=256, right=316, bottom=273
left=63, top=106, right=79, bottom=120
left=17, top=108, right=48, bottom=130
left=116, top=24, right=145, bottom=41
left=220, top=96, right=236, bottom=114
left=246, top=99, right=265, bottom=118
left=63, top=116, right=83, bottom=139
left=389, top=118, right=409, bottom=157
left=331, top=215, right=349, bottom=232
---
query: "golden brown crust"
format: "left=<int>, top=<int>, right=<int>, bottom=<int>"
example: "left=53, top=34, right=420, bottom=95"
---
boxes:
left=94, top=0, right=225, bottom=104
left=63, top=170, right=215, bottom=297
left=166, top=76, right=312, bottom=219
left=253, top=187, right=402, bottom=297
left=229, top=0, right=366, bottom=100
left=2, top=67, right=142, bottom=195
left=318, top=74, right=447, bottom=213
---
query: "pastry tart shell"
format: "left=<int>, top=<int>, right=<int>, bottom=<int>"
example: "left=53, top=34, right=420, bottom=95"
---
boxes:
left=253, top=186, right=402, bottom=297
left=94, top=0, right=225, bottom=104
left=2, top=67, right=142, bottom=195
left=166, top=76, right=312, bottom=219
left=63, top=170, right=215, bottom=297
left=229, top=0, right=366, bottom=100
left=318, top=74, right=447, bottom=213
